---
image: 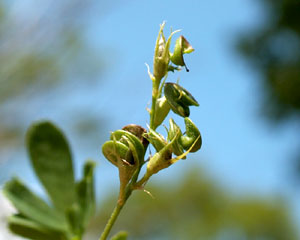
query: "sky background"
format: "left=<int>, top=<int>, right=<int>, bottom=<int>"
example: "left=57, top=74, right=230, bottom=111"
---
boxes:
left=1, top=0, right=299, bottom=234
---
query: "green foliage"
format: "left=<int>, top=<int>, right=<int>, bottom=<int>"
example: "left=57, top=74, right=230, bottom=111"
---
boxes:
left=27, top=122, right=76, bottom=212
left=4, top=121, right=96, bottom=240
left=236, top=0, right=300, bottom=179
left=237, top=0, right=300, bottom=121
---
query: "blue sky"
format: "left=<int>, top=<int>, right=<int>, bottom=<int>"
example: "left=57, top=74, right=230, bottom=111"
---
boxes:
left=1, top=0, right=299, bottom=228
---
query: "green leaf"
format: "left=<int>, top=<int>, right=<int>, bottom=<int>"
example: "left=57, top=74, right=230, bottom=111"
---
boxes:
left=75, top=160, right=96, bottom=229
left=110, top=231, right=128, bottom=240
left=8, top=214, right=67, bottom=240
left=26, top=121, right=76, bottom=212
left=3, top=178, right=68, bottom=231
left=66, top=204, right=82, bottom=237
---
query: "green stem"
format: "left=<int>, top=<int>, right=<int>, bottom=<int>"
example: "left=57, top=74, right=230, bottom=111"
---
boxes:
left=99, top=181, right=134, bottom=240
left=99, top=202, right=124, bottom=240
left=99, top=74, right=161, bottom=240
left=135, top=172, right=151, bottom=188
left=150, top=79, right=159, bottom=130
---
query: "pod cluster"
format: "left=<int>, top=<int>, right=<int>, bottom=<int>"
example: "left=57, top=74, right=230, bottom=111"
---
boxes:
left=102, top=22, right=202, bottom=191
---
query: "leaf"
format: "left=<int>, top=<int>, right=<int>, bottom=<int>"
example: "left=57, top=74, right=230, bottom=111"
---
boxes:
left=26, top=121, right=76, bottom=212
left=8, top=214, right=67, bottom=240
left=66, top=204, right=82, bottom=237
left=110, top=231, right=128, bottom=240
left=3, top=178, right=68, bottom=231
left=73, top=160, right=96, bottom=231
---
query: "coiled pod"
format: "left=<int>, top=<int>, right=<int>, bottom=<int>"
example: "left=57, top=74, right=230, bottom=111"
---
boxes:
left=164, top=82, right=199, bottom=117
left=168, top=117, right=201, bottom=157
left=102, top=130, right=145, bottom=168
left=122, top=124, right=148, bottom=148
left=102, top=129, right=146, bottom=202
left=180, top=117, right=202, bottom=152
left=170, top=35, right=194, bottom=71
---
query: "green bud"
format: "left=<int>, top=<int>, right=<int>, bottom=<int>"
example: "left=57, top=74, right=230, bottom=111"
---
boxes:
left=164, top=82, right=199, bottom=117
left=145, top=131, right=177, bottom=175
left=170, top=35, right=194, bottom=71
left=180, top=117, right=202, bottom=152
left=144, top=128, right=168, bottom=153
left=153, top=22, right=180, bottom=83
left=152, top=96, right=171, bottom=129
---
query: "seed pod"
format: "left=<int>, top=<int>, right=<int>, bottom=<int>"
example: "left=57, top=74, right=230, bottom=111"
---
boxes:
left=109, top=130, right=145, bottom=166
left=102, top=129, right=146, bottom=202
left=170, top=35, right=194, bottom=71
left=164, top=82, right=199, bottom=117
left=180, top=117, right=202, bottom=152
left=122, top=124, right=148, bottom=148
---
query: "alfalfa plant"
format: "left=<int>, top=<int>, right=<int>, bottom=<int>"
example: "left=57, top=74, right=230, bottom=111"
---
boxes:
left=3, top=22, right=202, bottom=240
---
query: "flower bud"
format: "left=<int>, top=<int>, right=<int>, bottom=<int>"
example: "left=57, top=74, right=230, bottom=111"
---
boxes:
left=144, top=128, right=168, bottom=152
left=153, top=22, right=179, bottom=84
left=170, top=35, right=194, bottom=71
left=152, top=96, right=171, bottom=129
left=164, top=82, right=199, bottom=117
left=168, top=118, right=185, bottom=157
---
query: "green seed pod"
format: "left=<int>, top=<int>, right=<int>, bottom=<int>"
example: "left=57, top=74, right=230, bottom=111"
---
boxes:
left=109, top=130, right=145, bottom=166
left=164, top=82, right=199, bottom=117
left=122, top=124, right=148, bottom=148
left=168, top=118, right=185, bottom=157
left=170, top=35, right=194, bottom=71
left=102, top=140, right=133, bottom=167
left=180, top=117, right=202, bottom=152
left=153, top=96, right=171, bottom=129
left=102, top=129, right=146, bottom=203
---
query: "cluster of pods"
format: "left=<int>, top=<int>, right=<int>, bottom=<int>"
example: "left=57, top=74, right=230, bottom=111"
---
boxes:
left=102, top=22, right=202, bottom=193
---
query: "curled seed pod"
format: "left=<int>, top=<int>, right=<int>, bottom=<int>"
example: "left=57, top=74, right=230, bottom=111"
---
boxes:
left=180, top=117, right=202, bottom=152
left=122, top=124, right=148, bottom=148
left=102, top=129, right=146, bottom=202
left=153, top=96, right=171, bottom=129
left=109, top=130, right=145, bottom=166
left=170, top=35, right=194, bottom=71
left=164, top=82, right=199, bottom=117
left=102, top=140, right=133, bottom=167
left=168, top=118, right=185, bottom=157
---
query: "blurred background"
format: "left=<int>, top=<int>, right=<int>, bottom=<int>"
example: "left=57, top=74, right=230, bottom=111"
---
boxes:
left=0, top=0, right=299, bottom=239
